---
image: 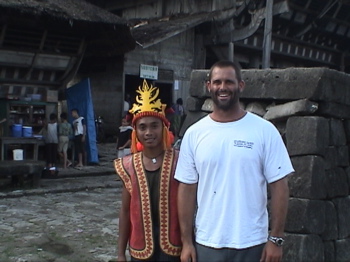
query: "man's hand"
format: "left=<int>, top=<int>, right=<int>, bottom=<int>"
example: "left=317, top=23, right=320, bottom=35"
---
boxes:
left=260, top=241, right=283, bottom=262
left=180, top=242, right=197, bottom=262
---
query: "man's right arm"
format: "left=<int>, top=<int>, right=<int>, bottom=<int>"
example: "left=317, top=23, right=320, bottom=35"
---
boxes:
left=178, top=182, right=197, bottom=262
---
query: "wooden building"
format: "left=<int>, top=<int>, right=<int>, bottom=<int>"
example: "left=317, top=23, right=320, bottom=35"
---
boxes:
left=91, top=0, right=350, bottom=136
left=0, top=0, right=135, bottom=137
left=2, top=0, right=349, bottom=138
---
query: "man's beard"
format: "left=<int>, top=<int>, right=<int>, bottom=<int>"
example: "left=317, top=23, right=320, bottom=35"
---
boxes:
left=211, top=89, right=240, bottom=110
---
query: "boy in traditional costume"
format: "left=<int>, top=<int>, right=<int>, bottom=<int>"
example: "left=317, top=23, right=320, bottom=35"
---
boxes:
left=114, top=80, right=181, bottom=262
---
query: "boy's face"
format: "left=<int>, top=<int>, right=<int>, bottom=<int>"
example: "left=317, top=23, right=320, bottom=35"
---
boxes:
left=71, top=111, right=78, bottom=118
left=121, top=118, right=129, bottom=126
left=135, top=116, right=163, bottom=150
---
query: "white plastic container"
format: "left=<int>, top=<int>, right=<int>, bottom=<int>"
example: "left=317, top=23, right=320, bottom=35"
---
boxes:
left=13, top=149, right=23, bottom=160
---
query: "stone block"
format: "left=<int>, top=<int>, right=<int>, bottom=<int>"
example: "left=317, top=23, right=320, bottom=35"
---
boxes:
left=241, top=67, right=350, bottom=105
left=283, top=233, right=324, bottom=262
left=179, top=111, right=207, bottom=138
left=344, top=120, right=350, bottom=142
left=263, top=99, right=318, bottom=122
left=329, top=119, right=346, bottom=146
left=186, top=96, right=205, bottom=112
left=325, top=168, right=349, bottom=198
left=324, top=146, right=349, bottom=169
left=333, top=196, right=350, bottom=239
left=245, top=102, right=267, bottom=117
left=321, top=201, right=338, bottom=241
left=318, top=102, right=350, bottom=120
left=286, top=116, right=329, bottom=156
left=346, top=167, right=350, bottom=193
left=323, top=241, right=335, bottom=262
left=285, top=198, right=325, bottom=234
left=289, top=156, right=327, bottom=199
left=189, top=70, right=209, bottom=98
left=336, top=146, right=349, bottom=167
left=335, top=238, right=350, bottom=262
left=202, top=98, right=214, bottom=112
left=324, top=146, right=337, bottom=169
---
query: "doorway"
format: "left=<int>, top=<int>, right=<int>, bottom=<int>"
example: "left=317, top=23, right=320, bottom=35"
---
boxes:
left=124, top=75, right=174, bottom=110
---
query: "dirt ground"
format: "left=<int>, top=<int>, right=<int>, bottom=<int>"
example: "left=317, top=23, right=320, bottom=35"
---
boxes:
left=0, top=182, right=122, bottom=262
left=0, top=143, right=127, bottom=262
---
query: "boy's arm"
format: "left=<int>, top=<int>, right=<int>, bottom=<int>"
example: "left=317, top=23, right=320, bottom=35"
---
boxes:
left=118, top=185, right=131, bottom=261
left=122, top=139, right=131, bottom=149
left=82, top=124, right=86, bottom=142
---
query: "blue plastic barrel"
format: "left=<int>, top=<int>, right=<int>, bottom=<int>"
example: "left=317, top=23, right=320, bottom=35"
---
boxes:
left=12, top=124, right=22, bottom=137
left=22, top=126, right=33, bottom=137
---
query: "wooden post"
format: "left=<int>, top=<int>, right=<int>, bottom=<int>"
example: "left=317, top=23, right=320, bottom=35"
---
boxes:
left=262, top=0, right=273, bottom=68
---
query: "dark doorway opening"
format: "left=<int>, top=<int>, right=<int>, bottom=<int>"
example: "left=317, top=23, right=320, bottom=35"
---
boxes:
left=124, top=75, right=173, bottom=110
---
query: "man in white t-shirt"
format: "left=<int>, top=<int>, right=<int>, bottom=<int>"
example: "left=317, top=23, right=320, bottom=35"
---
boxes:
left=175, top=60, right=294, bottom=262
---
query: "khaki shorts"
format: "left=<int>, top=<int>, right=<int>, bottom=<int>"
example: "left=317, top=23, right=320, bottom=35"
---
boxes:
left=58, top=136, right=69, bottom=153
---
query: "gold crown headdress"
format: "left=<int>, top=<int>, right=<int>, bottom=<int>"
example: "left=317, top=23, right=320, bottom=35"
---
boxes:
left=129, top=79, right=169, bottom=127
left=129, top=79, right=173, bottom=153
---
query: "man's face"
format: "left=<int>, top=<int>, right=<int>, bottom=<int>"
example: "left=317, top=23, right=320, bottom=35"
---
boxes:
left=207, top=66, right=245, bottom=110
left=135, top=116, right=163, bottom=150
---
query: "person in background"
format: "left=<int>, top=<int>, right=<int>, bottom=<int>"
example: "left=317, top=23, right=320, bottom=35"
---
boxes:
left=172, top=98, right=185, bottom=137
left=116, top=114, right=133, bottom=158
left=165, top=104, right=176, bottom=138
left=175, top=60, right=294, bottom=262
left=42, top=113, right=59, bottom=172
left=114, top=79, right=181, bottom=261
left=123, top=93, right=131, bottom=117
left=0, top=118, right=6, bottom=137
left=71, top=108, right=86, bottom=169
left=58, top=112, right=73, bottom=169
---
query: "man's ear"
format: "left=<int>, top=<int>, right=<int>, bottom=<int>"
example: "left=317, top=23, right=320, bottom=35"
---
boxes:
left=206, top=81, right=211, bottom=93
left=239, top=80, right=246, bottom=93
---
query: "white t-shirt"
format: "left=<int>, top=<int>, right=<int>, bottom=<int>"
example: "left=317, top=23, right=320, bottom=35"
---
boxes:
left=73, top=116, right=85, bottom=136
left=46, top=122, right=58, bottom=143
left=175, top=112, right=294, bottom=249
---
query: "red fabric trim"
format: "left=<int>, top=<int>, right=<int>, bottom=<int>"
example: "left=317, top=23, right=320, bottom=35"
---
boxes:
left=132, top=111, right=170, bottom=127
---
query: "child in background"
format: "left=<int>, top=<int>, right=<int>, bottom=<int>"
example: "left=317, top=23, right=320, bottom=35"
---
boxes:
left=41, top=113, right=58, bottom=173
left=116, top=114, right=132, bottom=158
left=71, top=108, right=86, bottom=169
left=58, top=112, right=73, bottom=169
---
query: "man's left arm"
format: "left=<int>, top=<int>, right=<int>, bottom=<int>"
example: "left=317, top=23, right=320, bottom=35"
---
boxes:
left=260, top=175, right=290, bottom=262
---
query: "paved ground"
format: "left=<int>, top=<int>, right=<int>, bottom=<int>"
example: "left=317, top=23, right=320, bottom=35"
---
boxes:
left=0, top=143, right=129, bottom=262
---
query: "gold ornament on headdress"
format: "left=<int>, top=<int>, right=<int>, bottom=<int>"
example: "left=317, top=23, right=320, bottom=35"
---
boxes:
left=129, top=79, right=166, bottom=116
left=128, top=79, right=173, bottom=153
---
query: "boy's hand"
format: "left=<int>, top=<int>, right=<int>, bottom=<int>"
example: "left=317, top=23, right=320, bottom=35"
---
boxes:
left=117, top=254, right=127, bottom=262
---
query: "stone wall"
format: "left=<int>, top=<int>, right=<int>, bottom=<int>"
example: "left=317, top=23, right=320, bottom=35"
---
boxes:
left=181, top=67, right=350, bottom=262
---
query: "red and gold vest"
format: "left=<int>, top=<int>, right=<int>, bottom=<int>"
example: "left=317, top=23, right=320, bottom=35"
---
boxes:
left=114, top=148, right=182, bottom=260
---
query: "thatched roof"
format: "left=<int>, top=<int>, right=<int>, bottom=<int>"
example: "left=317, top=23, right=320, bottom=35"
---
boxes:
left=0, top=0, right=127, bottom=25
left=0, top=0, right=136, bottom=56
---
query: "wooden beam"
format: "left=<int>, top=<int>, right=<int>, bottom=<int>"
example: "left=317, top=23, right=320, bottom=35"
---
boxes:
left=205, top=1, right=289, bottom=45
left=105, top=0, right=157, bottom=11
left=262, top=0, right=273, bottom=69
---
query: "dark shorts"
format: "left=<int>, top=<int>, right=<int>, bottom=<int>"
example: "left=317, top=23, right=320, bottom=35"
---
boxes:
left=74, top=135, right=85, bottom=154
left=195, top=242, right=265, bottom=262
